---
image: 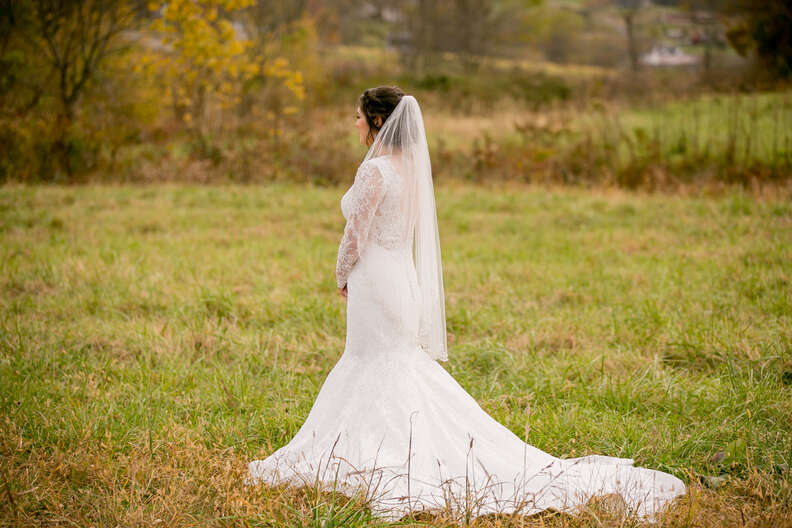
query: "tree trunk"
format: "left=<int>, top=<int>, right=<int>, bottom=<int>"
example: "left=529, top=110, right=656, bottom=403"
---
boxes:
left=52, top=108, right=73, bottom=181
left=624, top=11, right=639, bottom=72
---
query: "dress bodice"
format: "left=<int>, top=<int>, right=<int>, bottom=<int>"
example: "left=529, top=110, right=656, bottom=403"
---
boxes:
left=341, top=156, right=410, bottom=248
left=336, top=156, right=413, bottom=289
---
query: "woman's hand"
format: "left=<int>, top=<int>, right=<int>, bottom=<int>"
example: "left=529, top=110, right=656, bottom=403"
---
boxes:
left=338, top=284, right=348, bottom=298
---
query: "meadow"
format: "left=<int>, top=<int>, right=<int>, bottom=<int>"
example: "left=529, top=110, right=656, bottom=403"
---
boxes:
left=422, top=90, right=792, bottom=189
left=1, top=182, right=791, bottom=527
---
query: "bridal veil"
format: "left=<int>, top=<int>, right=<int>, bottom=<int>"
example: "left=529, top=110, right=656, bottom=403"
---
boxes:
left=361, top=94, right=448, bottom=362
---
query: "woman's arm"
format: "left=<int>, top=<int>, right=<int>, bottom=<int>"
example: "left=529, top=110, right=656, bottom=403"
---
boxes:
left=336, top=162, right=386, bottom=290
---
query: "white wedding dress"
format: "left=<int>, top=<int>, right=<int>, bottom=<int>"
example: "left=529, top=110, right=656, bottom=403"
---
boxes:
left=247, top=155, right=686, bottom=522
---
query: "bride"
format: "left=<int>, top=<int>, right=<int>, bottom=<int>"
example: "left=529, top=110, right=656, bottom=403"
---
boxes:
left=247, top=85, right=686, bottom=522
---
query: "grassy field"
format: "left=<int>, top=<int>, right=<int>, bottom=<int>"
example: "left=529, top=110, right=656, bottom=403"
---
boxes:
left=1, top=182, right=791, bottom=527
left=424, top=92, right=792, bottom=181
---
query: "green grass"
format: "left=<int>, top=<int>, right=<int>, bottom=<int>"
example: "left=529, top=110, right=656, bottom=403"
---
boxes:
left=609, top=92, right=792, bottom=167
left=418, top=91, right=792, bottom=190
left=1, top=182, right=791, bottom=526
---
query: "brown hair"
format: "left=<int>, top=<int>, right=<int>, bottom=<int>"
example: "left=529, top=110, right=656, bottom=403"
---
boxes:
left=358, top=85, right=405, bottom=147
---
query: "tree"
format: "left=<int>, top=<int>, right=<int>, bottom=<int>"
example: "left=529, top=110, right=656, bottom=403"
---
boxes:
left=399, top=0, right=522, bottom=74
left=238, top=0, right=313, bottom=116
left=449, top=0, right=498, bottom=71
left=670, top=0, right=792, bottom=78
left=524, top=5, right=586, bottom=64
left=141, top=0, right=305, bottom=154
left=723, top=0, right=792, bottom=78
left=616, top=0, right=643, bottom=71
left=681, top=0, right=722, bottom=72
left=585, top=0, right=645, bottom=71
left=5, top=0, right=145, bottom=177
left=401, top=0, right=438, bottom=74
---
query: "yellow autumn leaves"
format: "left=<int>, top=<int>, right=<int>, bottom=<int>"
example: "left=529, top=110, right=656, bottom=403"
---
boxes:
left=142, top=0, right=304, bottom=128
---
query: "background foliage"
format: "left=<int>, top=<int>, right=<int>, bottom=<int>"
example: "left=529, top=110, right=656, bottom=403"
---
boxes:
left=1, top=0, right=790, bottom=188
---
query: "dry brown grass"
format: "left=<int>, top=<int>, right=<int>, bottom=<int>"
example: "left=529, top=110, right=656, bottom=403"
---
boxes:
left=3, top=415, right=791, bottom=527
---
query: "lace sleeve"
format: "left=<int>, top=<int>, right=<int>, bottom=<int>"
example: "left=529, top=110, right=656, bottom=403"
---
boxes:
left=336, top=162, right=386, bottom=289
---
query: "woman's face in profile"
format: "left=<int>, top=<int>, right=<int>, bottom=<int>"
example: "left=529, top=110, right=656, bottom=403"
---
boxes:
left=355, top=106, right=369, bottom=146
left=356, top=105, right=382, bottom=146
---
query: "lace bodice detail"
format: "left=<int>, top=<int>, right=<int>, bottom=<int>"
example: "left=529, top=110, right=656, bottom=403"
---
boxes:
left=336, top=156, right=409, bottom=289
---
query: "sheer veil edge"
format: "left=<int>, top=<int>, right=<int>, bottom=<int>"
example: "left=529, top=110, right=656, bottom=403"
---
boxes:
left=361, top=95, right=448, bottom=361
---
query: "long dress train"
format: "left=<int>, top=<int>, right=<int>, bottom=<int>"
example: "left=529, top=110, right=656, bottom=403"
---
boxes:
left=247, top=155, right=686, bottom=522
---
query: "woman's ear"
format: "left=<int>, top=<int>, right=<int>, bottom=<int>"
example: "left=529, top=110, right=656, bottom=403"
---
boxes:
left=374, top=116, right=383, bottom=128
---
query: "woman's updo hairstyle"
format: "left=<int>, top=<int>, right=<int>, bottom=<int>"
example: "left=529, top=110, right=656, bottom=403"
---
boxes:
left=358, top=85, right=405, bottom=147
